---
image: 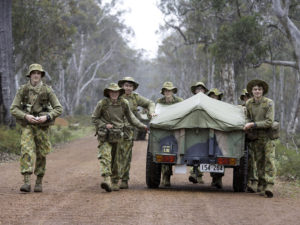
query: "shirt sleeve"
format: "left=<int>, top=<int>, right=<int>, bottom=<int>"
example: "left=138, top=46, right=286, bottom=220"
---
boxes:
left=137, top=95, right=155, bottom=116
left=48, top=88, right=63, bottom=119
left=91, top=101, right=107, bottom=129
left=124, top=101, right=145, bottom=129
left=10, top=88, right=27, bottom=120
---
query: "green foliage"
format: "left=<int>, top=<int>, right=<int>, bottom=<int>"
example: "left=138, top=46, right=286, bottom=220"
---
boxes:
left=0, top=126, right=21, bottom=155
left=211, top=15, right=268, bottom=66
left=276, top=142, right=300, bottom=181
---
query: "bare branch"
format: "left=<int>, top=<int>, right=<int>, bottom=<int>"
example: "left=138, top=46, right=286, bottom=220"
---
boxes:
left=264, top=59, right=297, bottom=68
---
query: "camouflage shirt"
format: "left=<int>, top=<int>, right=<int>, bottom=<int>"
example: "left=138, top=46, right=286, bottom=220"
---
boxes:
left=91, top=97, right=145, bottom=130
left=10, top=81, right=63, bottom=121
left=245, top=96, right=274, bottom=129
left=156, top=96, right=183, bottom=105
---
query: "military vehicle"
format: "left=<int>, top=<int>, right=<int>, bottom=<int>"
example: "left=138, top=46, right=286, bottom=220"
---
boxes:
left=146, top=93, right=248, bottom=192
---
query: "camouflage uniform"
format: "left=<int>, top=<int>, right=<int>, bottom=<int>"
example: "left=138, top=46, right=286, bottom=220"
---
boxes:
left=189, top=81, right=209, bottom=184
left=239, top=89, right=257, bottom=191
left=118, top=77, right=155, bottom=188
left=245, top=80, right=276, bottom=197
left=91, top=83, right=145, bottom=192
left=156, top=81, right=183, bottom=186
left=208, top=88, right=224, bottom=188
left=10, top=64, right=63, bottom=192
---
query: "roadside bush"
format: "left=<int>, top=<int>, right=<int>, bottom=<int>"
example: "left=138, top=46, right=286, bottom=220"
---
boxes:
left=0, top=126, right=21, bottom=155
left=276, top=142, right=300, bottom=181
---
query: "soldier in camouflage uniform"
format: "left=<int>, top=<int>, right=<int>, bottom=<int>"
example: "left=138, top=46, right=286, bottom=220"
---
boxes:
left=244, top=80, right=276, bottom=198
left=10, top=64, right=63, bottom=193
left=91, top=83, right=147, bottom=192
left=207, top=88, right=224, bottom=189
left=240, top=89, right=251, bottom=106
left=239, top=89, right=257, bottom=193
left=156, top=81, right=183, bottom=187
left=188, top=81, right=209, bottom=184
left=117, top=77, right=155, bottom=189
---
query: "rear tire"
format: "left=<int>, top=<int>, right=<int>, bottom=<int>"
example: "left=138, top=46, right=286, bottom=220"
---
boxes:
left=146, top=140, right=161, bottom=188
left=233, top=145, right=248, bottom=192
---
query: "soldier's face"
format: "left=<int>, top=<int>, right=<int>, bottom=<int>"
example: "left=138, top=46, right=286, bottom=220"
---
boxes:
left=209, top=94, right=219, bottom=100
left=109, top=90, right=120, bottom=100
left=195, top=86, right=205, bottom=94
left=163, top=89, right=173, bottom=98
left=30, top=71, right=42, bottom=85
left=123, top=82, right=134, bottom=95
left=252, top=86, right=263, bottom=98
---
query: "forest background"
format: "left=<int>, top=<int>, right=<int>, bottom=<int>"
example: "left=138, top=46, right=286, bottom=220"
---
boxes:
left=1, top=0, right=300, bottom=180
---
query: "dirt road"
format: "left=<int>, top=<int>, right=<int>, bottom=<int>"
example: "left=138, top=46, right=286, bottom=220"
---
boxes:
left=1, top=136, right=300, bottom=225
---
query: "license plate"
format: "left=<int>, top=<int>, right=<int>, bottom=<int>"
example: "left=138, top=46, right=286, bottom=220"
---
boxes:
left=200, top=164, right=224, bottom=173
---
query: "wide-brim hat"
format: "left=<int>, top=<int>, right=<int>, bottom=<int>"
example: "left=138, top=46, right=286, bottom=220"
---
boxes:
left=118, top=77, right=139, bottom=90
left=26, top=64, right=45, bottom=77
left=207, top=88, right=223, bottom=100
left=240, top=88, right=251, bottom=101
left=246, top=79, right=268, bottom=95
left=191, top=81, right=208, bottom=94
left=160, top=81, right=177, bottom=95
left=104, top=83, right=125, bottom=97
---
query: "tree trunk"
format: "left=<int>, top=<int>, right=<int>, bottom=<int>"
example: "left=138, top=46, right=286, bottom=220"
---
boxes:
left=221, top=63, right=237, bottom=104
left=272, top=0, right=300, bottom=135
left=0, top=0, right=15, bottom=125
left=287, top=70, right=300, bottom=135
left=279, top=66, right=285, bottom=129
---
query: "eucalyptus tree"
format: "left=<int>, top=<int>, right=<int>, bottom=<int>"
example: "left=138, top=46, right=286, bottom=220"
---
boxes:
left=0, top=0, right=14, bottom=125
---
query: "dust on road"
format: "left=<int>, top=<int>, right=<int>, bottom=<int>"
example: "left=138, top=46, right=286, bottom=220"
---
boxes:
left=1, top=136, right=300, bottom=225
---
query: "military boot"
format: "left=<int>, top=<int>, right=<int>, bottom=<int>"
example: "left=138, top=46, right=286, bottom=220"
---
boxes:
left=188, top=173, right=198, bottom=184
left=197, top=176, right=204, bottom=184
left=211, top=176, right=222, bottom=189
left=34, top=176, right=43, bottom=192
left=20, top=174, right=31, bottom=192
left=111, top=181, right=120, bottom=191
left=247, top=181, right=258, bottom=193
left=161, top=174, right=171, bottom=187
left=257, top=185, right=265, bottom=196
left=101, top=176, right=112, bottom=192
left=265, top=184, right=274, bottom=198
left=120, top=180, right=129, bottom=189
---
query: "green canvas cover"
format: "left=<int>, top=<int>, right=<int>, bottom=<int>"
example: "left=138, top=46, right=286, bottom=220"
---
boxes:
left=150, top=92, right=246, bottom=131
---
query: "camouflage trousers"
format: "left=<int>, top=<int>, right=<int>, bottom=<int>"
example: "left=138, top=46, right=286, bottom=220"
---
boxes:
left=98, top=141, right=122, bottom=182
left=247, top=144, right=258, bottom=184
left=248, top=138, right=276, bottom=187
left=20, top=125, right=51, bottom=177
left=161, top=164, right=172, bottom=180
left=119, top=139, right=134, bottom=181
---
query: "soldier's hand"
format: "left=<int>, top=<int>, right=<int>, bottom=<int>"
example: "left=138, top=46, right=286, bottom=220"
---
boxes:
left=150, top=113, right=157, bottom=118
left=106, top=124, right=113, bottom=129
left=144, top=125, right=148, bottom=132
left=244, top=122, right=254, bottom=131
left=35, top=115, right=47, bottom=123
left=25, top=114, right=39, bottom=124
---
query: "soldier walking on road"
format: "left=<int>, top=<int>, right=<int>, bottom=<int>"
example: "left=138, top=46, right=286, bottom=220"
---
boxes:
left=244, top=80, right=276, bottom=198
left=207, top=88, right=224, bottom=189
left=117, top=77, right=155, bottom=189
left=92, top=83, right=147, bottom=192
left=156, top=81, right=183, bottom=187
left=10, top=64, right=63, bottom=193
left=188, top=81, right=209, bottom=185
